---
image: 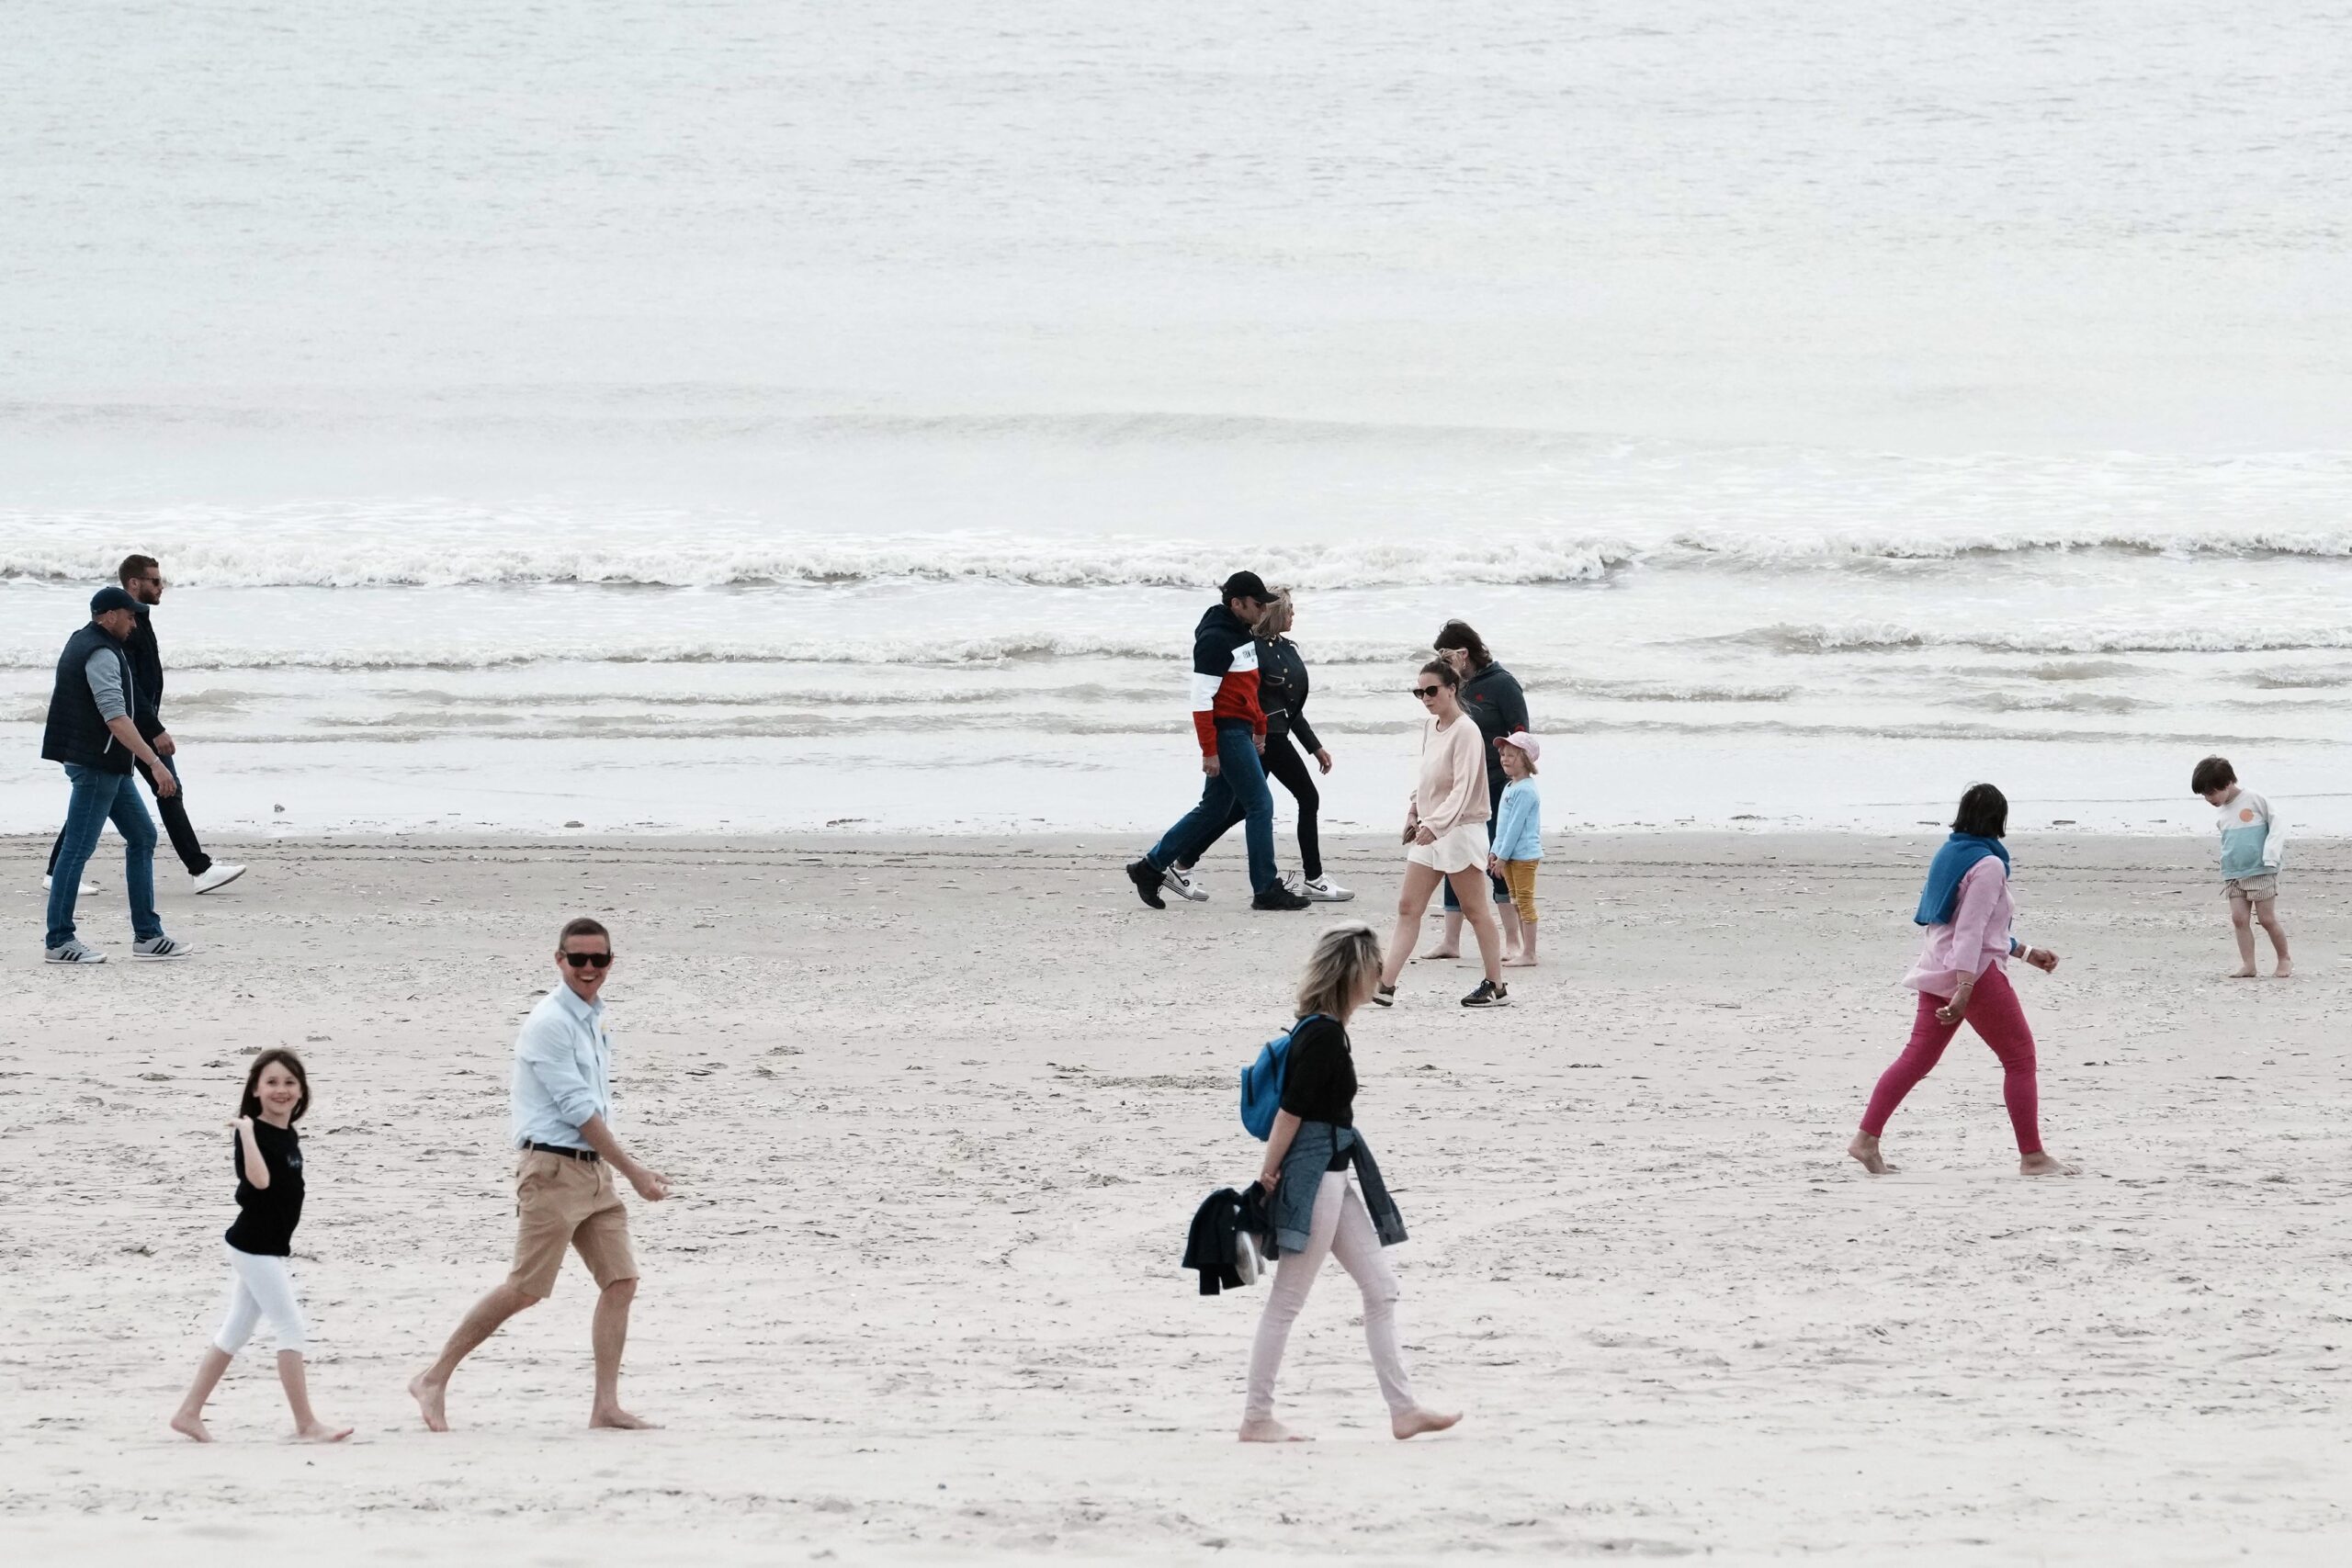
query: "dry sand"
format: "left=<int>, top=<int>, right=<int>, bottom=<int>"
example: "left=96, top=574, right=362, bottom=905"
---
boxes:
left=2, top=830, right=2346, bottom=1565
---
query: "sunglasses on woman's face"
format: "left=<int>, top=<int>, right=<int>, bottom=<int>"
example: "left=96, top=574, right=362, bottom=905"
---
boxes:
left=1412, top=685, right=1443, bottom=699
left=562, top=951, right=614, bottom=969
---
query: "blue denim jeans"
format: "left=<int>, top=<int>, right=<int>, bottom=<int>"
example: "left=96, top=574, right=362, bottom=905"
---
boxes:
left=1146, top=721, right=1278, bottom=896
left=46, top=763, right=161, bottom=950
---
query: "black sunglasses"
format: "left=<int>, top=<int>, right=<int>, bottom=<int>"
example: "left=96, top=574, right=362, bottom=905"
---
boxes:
left=1411, top=685, right=1445, bottom=699
left=561, top=951, right=614, bottom=969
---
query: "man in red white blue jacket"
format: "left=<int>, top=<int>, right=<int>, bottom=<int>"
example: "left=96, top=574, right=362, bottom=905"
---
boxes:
left=1126, top=571, right=1309, bottom=910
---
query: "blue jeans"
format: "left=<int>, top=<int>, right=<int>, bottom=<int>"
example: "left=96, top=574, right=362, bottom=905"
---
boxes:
left=46, top=763, right=161, bottom=951
left=1146, top=722, right=1278, bottom=896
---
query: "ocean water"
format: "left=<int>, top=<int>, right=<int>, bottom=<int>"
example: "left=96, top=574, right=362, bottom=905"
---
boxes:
left=5, top=2, right=2349, bottom=840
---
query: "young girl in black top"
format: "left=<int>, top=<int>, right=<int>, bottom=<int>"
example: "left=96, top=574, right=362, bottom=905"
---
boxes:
left=1241, top=923, right=1460, bottom=1442
left=171, top=1050, right=350, bottom=1442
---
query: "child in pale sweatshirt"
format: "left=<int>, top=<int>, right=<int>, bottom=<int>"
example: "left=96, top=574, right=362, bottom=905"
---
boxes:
left=2192, top=755, right=2291, bottom=979
left=1487, top=733, right=1542, bottom=966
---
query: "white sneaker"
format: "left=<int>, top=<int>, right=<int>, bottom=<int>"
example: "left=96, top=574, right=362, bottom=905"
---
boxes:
left=1297, top=875, right=1355, bottom=902
left=42, top=875, right=101, bottom=897
left=130, top=935, right=196, bottom=960
left=1161, top=864, right=1210, bottom=903
left=193, top=863, right=247, bottom=895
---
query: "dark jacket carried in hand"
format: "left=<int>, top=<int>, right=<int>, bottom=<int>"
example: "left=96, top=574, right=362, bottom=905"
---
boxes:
left=1182, top=1183, right=1274, bottom=1296
left=1458, top=662, right=1529, bottom=788
left=1254, top=636, right=1320, bottom=754
left=40, top=622, right=137, bottom=774
left=1271, top=1123, right=1407, bottom=1257
left=1188, top=604, right=1266, bottom=761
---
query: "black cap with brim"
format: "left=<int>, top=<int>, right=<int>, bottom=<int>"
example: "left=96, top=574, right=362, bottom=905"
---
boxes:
left=1220, top=570, right=1271, bottom=604
left=90, top=586, right=141, bottom=617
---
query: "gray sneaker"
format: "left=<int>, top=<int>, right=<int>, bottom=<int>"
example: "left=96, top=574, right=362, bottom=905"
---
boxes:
left=130, top=935, right=196, bottom=961
left=44, top=941, right=106, bottom=964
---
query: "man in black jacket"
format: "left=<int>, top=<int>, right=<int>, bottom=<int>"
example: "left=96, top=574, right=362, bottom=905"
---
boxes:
left=45, top=555, right=245, bottom=898
left=41, top=586, right=195, bottom=964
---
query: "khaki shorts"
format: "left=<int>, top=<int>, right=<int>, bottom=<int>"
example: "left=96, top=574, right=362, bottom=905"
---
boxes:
left=2224, top=874, right=2279, bottom=905
left=1499, top=859, right=1540, bottom=924
left=507, top=1148, right=637, bottom=1299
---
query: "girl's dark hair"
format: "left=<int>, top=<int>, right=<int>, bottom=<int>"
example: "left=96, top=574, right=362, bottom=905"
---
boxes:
left=240, top=1049, right=311, bottom=1122
left=2189, top=755, right=2236, bottom=795
left=1951, top=783, right=2008, bottom=840
left=1419, top=658, right=1461, bottom=690
left=1432, top=619, right=1493, bottom=670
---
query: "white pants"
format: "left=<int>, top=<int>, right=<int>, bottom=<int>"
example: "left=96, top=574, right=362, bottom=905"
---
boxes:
left=1245, top=1171, right=1416, bottom=1420
left=212, top=1245, right=309, bottom=1356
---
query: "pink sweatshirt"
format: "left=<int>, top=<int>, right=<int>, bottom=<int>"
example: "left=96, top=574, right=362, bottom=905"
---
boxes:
left=1905, top=856, right=2022, bottom=995
left=1410, top=714, right=1490, bottom=835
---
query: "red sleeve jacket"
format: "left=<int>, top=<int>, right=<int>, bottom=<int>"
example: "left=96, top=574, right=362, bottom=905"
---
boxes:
left=1188, top=605, right=1266, bottom=760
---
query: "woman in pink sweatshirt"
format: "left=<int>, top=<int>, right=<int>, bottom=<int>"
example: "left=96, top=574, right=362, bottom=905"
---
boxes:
left=1850, top=784, right=2080, bottom=1178
left=1374, top=660, right=1510, bottom=1008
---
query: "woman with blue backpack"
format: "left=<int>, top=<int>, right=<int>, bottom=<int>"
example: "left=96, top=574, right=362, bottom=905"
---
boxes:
left=1238, top=922, right=1461, bottom=1443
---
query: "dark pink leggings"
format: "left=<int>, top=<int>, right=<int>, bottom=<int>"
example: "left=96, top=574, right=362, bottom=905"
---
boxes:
left=1860, top=964, right=2043, bottom=1156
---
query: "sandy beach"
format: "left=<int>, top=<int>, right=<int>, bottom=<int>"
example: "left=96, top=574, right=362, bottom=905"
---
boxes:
left=2, top=829, right=2344, bottom=1564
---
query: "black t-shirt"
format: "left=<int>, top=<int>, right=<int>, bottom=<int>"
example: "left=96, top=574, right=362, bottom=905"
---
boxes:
left=223, top=1120, right=305, bottom=1257
left=1280, top=1014, right=1356, bottom=1130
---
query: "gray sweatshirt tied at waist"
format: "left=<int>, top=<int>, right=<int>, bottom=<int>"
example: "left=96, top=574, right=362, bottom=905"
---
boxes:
left=1271, top=1122, right=1407, bottom=1257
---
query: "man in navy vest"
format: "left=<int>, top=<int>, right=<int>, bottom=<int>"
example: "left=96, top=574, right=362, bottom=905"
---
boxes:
left=40, top=587, right=196, bottom=964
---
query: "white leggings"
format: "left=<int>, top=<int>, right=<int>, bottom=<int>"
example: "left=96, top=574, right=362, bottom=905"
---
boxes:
left=1246, top=1171, right=1416, bottom=1420
left=212, top=1245, right=309, bottom=1356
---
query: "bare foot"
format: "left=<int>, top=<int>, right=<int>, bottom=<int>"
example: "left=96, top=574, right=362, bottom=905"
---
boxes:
left=409, top=1371, right=449, bottom=1433
left=2019, top=1152, right=2081, bottom=1178
left=1847, top=1133, right=1894, bottom=1175
left=1501, top=954, right=1537, bottom=967
left=1418, top=945, right=1460, bottom=961
left=1392, top=1407, right=1461, bottom=1440
left=169, top=1411, right=212, bottom=1443
left=2226, top=964, right=2256, bottom=978
left=2274, top=961, right=2294, bottom=978
left=296, top=1419, right=354, bottom=1443
left=1238, top=1417, right=1310, bottom=1442
left=590, top=1406, right=662, bottom=1430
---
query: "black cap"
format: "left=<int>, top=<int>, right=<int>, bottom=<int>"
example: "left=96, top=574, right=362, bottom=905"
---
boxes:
left=1219, top=570, right=1271, bottom=604
left=90, top=586, right=141, bottom=618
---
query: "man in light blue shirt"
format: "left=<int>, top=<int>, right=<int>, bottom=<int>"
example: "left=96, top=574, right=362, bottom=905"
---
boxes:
left=411, top=917, right=669, bottom=1432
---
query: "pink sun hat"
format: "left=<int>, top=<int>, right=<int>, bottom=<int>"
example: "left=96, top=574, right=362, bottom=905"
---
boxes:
left=1499, top=732, right=1541, bottom=761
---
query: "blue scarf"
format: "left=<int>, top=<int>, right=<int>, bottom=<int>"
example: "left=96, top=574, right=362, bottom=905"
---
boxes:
left=1914, top=833, right=2009, bottom=926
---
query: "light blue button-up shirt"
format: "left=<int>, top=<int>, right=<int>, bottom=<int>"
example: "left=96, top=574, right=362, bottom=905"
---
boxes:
left=510, top=984, right=612, bottom=1151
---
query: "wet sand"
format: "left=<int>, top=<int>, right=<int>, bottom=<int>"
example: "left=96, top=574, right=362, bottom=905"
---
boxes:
left=2, top=830, right=2346, bottom=1563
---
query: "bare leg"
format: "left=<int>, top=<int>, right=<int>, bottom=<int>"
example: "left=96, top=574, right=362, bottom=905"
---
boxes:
left=1505, top=920, right=1538, bottom=967
left=1422, top=908, right=1464, bottom=959
left=1847, top=1132, right=1894, bottom=1174
left=411, top=1281, right=539, bottom=1431
left=277, top=1350, right=352, bottom=1441
left=589, top=1278, right=657, bottom=1428
left=1445, top=869, right=1506, bottom=985
left=1381, top=863, right=1445, bottom=987
left=171, top=1347, right=233, bottom=1441
left=2256, top=902, right=2292, bottom=976
left=1495, top=897, right=1524, bottom=961
left=2227, top=891, right=2256, bottom=976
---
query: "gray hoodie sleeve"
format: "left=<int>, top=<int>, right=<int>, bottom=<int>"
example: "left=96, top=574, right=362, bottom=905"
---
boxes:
left=85, top=647, right=130, bottom=722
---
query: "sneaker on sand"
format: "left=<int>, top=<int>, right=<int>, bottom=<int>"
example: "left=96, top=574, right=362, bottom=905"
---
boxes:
left=1162, top=864, right=1209, bottom=903
left=1125, top=858, right=1167, bottom=910
left=193, top=863, right=247, bottom=895
left=1296, top=874, right=1354, bottom=902
left=1372, top=983, right=1397, bottom=1008
left=43, top=941, right=106, bottom=964
left=130, top=935, right=196, bottom=960
left=1250, top=886, right=1312, bottom=911
left=41, top=875, right=100, bottom=897
left=1461, top=978, right=1510, bottom=1009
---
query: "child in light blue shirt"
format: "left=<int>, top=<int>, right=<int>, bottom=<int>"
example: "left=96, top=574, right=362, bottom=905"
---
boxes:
left=2191, top=754, right=2290, bottom=978
left=1487, top=733, right=1543, bottom=965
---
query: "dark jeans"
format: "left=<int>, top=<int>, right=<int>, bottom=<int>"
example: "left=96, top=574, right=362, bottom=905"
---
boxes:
left=1176, top=726, right=1321, bottom=881
left=1145, top=721, right=1278, bottom=896
left=47, top=763, right=162, bottom=950
left=48, top=753, right=209, bottom=878
left=1442, top=769, right=1508, bottom=911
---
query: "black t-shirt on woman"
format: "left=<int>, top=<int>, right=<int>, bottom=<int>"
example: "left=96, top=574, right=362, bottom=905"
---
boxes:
left=223, top=1120, right=305, bottom=1257
left=1279, top=1015, right=1356, bottom=1129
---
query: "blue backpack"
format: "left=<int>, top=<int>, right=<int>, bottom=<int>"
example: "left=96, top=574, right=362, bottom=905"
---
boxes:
left=1240, top=1014, right=1327, bottom=1141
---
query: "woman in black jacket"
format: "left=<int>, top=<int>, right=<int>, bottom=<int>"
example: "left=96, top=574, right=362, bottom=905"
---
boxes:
left=1425, top=619, right=1530, bottom=957
left=1166, top=590, right=1354, bottom=903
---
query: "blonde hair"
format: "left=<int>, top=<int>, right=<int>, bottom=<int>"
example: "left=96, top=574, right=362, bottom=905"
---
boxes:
left=1296, top=921, right=1382, bottom=1021
left=1254, top=588, right=1294, bottom=638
